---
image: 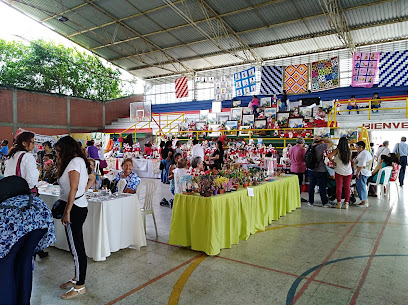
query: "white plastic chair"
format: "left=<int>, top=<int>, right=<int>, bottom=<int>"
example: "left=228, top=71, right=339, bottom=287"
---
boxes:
left=368, top=166, right=393, bottom=199
left=139, top=181, right=158, bottom=237
left=388, top=167, right=400, bottom=198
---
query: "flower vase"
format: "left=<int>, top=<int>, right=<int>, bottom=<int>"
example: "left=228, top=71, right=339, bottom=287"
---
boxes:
left=218, top=189, right=225, bottom=194
left=213, top=189, right=217, bottom=196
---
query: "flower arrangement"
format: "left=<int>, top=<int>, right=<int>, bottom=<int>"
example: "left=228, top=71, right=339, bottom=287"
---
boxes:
left=214, top=176, right=229, bottom=191
left=180, top=175, right=194, bottom=194
left=196, top=175, right=215, bottom=196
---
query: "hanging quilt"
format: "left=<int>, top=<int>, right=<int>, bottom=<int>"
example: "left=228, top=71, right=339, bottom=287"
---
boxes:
left=379, top=50, right=408, bottom=87
left=234, top=67, right=256, bottom=97
left=260, top=66, right=283, bottom=95
left=284, top=64, right=309, bottom=94
left=175, top=76, right=188, bottom=98
left=214, top=75, right=234, bottom=101
left=311, top=57, right=339, bottom=91
left=351, top=52, right=380, bottom=88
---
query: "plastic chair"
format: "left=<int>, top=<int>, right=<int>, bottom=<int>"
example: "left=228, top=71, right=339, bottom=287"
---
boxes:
left=139, top=182, right=158, bottom=237
left=388, top=167, right=400, bottom=198
left=368, top=166, right=393, bottom=199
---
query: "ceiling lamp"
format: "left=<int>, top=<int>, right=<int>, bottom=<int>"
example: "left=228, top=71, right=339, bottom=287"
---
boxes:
left=57, top=16, right=69, bottom=22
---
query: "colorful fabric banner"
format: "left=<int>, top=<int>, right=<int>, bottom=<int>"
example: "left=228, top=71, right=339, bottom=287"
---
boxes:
left=351, top=52, right=380, bottom=88
left=379, top=51, right=408, bottom=87
left=214, top=75, right=233, bottom=101
left=175, top=76, right=188, bottom=98
left=284, top=64, right=308, bottom=94
left=260, top=66, right=283, bottom=95
left=311, top=57, right=339, bottom=91
left=234, top=67, right=256, bottom=97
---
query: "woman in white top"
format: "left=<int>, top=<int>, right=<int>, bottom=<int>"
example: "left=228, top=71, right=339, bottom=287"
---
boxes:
left=54, top=136, right=91, bottom=300
left=328, top=137, right=353, bottom=209
left=4, top=131, right=39, bottom=192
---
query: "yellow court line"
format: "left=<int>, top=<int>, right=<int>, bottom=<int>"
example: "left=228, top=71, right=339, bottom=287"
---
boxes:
left=260, top=221, right=408, bottom=233
left=168, top=254, right=207, bottom=305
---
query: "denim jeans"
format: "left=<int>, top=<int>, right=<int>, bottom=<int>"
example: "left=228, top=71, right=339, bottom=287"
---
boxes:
left=399, top=156, right=407, bottom=186
left=308, top=170, right=328, bottom=205
left=356, top=174, right=369, bottom=201
left=347, top=105, right=359, bottom=114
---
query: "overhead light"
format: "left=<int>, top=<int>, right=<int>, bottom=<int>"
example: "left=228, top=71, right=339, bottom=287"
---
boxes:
left=57, top=16, right=69, bottom=22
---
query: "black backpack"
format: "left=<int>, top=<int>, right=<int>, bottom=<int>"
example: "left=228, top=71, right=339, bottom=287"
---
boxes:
left=305, top=145, right=318, bottom=169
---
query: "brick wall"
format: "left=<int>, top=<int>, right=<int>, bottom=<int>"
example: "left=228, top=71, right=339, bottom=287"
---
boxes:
left=105, top=94, right=143, bottom=125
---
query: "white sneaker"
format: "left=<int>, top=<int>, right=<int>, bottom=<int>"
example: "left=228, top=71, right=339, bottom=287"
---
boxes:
left=307, top=202, right=313, bottom=206
left=323, top=203, right=333, bottom=208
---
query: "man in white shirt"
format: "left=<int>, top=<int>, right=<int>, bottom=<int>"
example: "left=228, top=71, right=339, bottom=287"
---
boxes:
left=393, top=137, right=408, bottom=186
left=375, top=141, right=390, bottom=161
left=191, top=139, right=204, bottom=160
left=354, top=141, right=373, bottom=207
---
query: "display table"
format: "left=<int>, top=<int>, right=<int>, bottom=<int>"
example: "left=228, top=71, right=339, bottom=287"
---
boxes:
left=168, top=175, right=300, bottom=255
left=40, top=188, right=147, bottom=261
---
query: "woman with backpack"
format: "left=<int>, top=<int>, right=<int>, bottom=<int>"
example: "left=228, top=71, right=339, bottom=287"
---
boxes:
left=328, top=137, right=353, bottom=209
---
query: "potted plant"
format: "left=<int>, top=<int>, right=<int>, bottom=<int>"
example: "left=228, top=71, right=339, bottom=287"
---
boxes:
left=215, top=176, right=228, bottom=194
left=198, top=175, right=214, bottom=197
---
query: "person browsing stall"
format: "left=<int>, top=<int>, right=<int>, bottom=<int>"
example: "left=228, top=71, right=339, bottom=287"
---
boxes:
left=55, top=136, right=91, bottom=299
left=354, top=141, right=373, bottom=207
left=191, top=139, right=204, bottom=160
left=4, top=132, right=39, bottom=193
left=0, top=140, right=9, bottom=157
left=328, top=137, right=353, bottom=209
left=210, top=141, right=224, bottom=170
left=112, top=158, right=141, bottom=193
left=375, top=141, right=390, bottom=162
left=393, top=137, right=408, bottom=186
left=307, top=136, right=333, bottom=207
left=288, top=137, right=307, bottom=203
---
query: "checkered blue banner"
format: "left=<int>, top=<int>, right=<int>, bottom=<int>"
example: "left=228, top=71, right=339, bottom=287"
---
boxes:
left=260, top=66, right=283, bottom=95
left=379, top=50, right=408, bottom=87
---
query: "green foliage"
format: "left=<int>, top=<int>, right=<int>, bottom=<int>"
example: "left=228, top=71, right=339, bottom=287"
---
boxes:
left=0, top=39, right=130, bottom=101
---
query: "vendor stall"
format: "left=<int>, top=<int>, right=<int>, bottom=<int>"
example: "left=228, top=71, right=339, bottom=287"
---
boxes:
left=39, top=184, right=147, bottom=261
left=168, top=175, right=300, bottom=255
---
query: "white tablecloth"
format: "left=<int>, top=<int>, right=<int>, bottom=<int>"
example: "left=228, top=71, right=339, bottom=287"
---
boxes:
left=40, top=191, right=147, bottom=261
left=132, top=158, right=161, bottom=179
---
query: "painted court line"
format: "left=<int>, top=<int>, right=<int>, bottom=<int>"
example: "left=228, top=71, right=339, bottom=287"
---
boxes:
left=350, top=202, right=395, bottom=305
left=294, top=225, right=374, bottom=240
left=105, top=253, right=204, bottom=305
left=289, top=207, right=369, bottom=304
left=216, top=256, right=352, bottom=291
left=168, top=255, right=207, bottom=305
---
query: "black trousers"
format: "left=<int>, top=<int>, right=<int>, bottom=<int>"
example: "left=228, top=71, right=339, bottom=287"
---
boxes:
left=0, top=228, right=47, bottom=305
left=399, top=156, right=407, bottom=186
left=64, top=204, right=88, bottom=286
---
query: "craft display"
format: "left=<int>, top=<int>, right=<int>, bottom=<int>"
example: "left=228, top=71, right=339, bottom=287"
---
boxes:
left=351, top=52, right=380, bottom=88
left=311, top=57, right=339, bottom=91
left=231, top=108, right=243, bottom=122
left=232, top=100, right=242, bottom=107
left=234, top=67, right=256, bottom=96
left=200, top=110, right=209, bottom=121
left=379, top=50, right=408, bottom=87
left=284, top=64, right=309, bottom=94
left=207, top=113, right=217, bottom=124
left=260, top=97, right=271, bottom=107
left=217, top=113, right=230, bottom=125
left=214, top=75, right=233, bottom=101
left=243, top=107, right=253, bottom=115
left=260, top=65, right=283, bottom=95
left=242, top=114, right=254, bottom=127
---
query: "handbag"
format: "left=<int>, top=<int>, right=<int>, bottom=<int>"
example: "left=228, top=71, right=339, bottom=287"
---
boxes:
left=52, top=194, right=85, bottom=219
left=16, top=153, right=38, bottom=196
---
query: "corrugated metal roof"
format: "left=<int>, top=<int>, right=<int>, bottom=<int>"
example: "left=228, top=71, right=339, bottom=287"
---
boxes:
left=5, top=0, right=408, bottom=79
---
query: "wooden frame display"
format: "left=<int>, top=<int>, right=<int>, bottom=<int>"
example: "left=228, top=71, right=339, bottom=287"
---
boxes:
left=260, top=97, right=271, bottom=107
left=276, top=112, right=290, bottom=127
left=288, top=117, right=304, bottom=128
left=230, top=107, right=243, bottom=122
left=232, top=100, right=242, bottom=107
left=264, top=107, right=277, bottom=120
left=243, top=106, right=253, bottom=115
left=199, top=110, right=209, bottom=121
left=239, top=126, right=251, bottom=136
left=298, top=106, right=313, bottom=118
left=242, top=114, right=255, bottom=127
left=217, top=113, right=230, bottom=125
left=207, top=113, right=217, bottom=124
left=225, top=120, right=238, bottom=136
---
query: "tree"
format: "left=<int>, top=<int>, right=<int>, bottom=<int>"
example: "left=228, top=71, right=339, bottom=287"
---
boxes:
left=0, top=39, right=132, bottom=101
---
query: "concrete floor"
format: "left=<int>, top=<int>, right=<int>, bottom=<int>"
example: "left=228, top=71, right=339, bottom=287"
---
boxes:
left=31, top=179, right=408, bottom=305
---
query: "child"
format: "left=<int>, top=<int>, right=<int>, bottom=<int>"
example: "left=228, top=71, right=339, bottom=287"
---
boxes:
left=174, top=158, right=189, bottom=194
left=86, top=158, right=97, bottom=190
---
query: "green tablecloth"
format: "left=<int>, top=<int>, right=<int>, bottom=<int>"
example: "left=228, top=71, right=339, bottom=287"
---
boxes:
left=168, top=175, right=300, bottom=255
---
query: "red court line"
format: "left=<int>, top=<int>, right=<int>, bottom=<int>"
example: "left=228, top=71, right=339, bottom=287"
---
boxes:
left=291, top=206, right=369, bottom=304
left=216, top=256, right=352, bottom=291
left=105, top=253, right=204, bottom=305
left=350, top=203, right=395, bottom=305
left=295, top=225, right=374, bottom=240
